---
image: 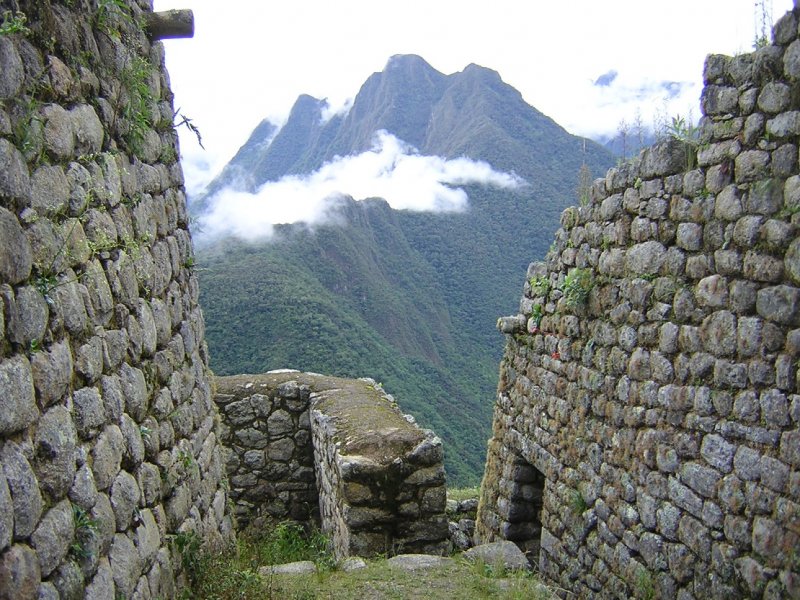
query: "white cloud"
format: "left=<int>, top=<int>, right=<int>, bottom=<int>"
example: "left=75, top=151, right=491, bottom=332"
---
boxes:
left=198, top=131, right=523, bottom=241
left=320, top=97, right=354, bottom=124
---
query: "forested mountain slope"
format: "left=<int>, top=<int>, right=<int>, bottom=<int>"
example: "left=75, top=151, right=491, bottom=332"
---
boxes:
left=194, top=55, right=615, bottom=485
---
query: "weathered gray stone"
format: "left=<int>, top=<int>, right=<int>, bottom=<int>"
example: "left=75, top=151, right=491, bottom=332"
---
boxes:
left=34, top=405, right=77, bottom=500
left=772, top=143, right=798, bottom=178
left=0, top=37, right=24, bottom=99
left=760, top=456, right=789, bottom=493
left=760, top=389, right=789, bottom=428
left=680, top=462, right=721, bottom=498
left=31, top=500, right=73, bottom=577
left=92, top=425, right=124, bottom=491
left=676, top=223, right=703, bottom=251
left=340, top=556, right=367, bottom=571
left=385, top=554, right=453, bottom=571
left=84, top=557, right=114, bottom=600
left=756, top=285, right=800, bottom=325
left=30, top=340, right=72, bottom=407
left=0, top=207, right=32, bottom=285
left=700, top=434, right=735, bottom=473
left=641, top=139, right=689, bottom=177
left=786, top=237, right=800, bottom=285
left=75, top=337, right=103, bottom=383
left=51, top=559, right=84, bottom=600
left=767, top=111, right=800, bottom=137
left=41, top=104, right=75, bottom=160
left=70, top=104, right=104, bottom=154
left=0, top=543, right=41, bottom=600
left=37, top=581, right=59, bottom=600
left=74, top=386, right=107, bottom=439
left=0, top=355, right=37, bottom=436
left=730, top=280, right=758, bottom=314
left=109, top=533, right=142, bottom=598
left=119, top=363, right=148, bottom=422
left=702, top=85, right=739, bottom=115
left=714, top=185, right=742, bottom=220
left=1, top=443, right=42, bottom=540
left=744, top=251, right=784, bottom=282
left=677, top=514, right=711, bottom=559
left=701, top=311, right=737, bottom=357
left=714, top=360, right=748, bottom=389
left=101, top=329, right=128, bottom=373
left=667, top=477, right=703, bottom=518
left=780, top=429, right=800, bottom=466
left=137, top=300, right=158, bottom=358
left=0, top=138, right=30, bottom=202
left=626, top=241, right=666, bottom=276
left=6, top=285, right=48, bottom=348
left=758, top=82, right=791, bottom=113
left=30, top=165, right=69, bottom=215
left=110, top=471, right=140, bottom=531
left=134, top=509, right=160, bottom=568
left=0, top=473, right=11, bottom=553
left=258, top=560, right=317, bottom=576
left=695, top=275, right=728, bottom=308
left=734, top=391, right=760, bottom=423
left=747, top=178, right=783, bottom=215
left=69, top=463, right=98, bottom=512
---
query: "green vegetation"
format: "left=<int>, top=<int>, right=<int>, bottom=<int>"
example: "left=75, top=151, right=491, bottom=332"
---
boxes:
left=11, top=95, right=43, bottom=164
left=665, top=114, right=699, bottom=170
left=181, top=523, right=551, bottom=599
left=529, top=276, right=551, bottom=298
left=94, top=0, right=134, bottom=38
left=118, top=56, right=156, bottom=157
left=70, top=504, right=99, bottom=561
left=576, top=163, right=592, bottom=206
left=561, top=268, right=594, bottom=308
left=0, top=10, right=30, bottom=35
left=173, top=530, right=203, bottom=582
left=257, top=522, right=335, bottom=570
left=569, top=489, right=588, bottom=515
left=447, top=486, right=481, bottom=503
left=634, top=566, right=655, bottom=600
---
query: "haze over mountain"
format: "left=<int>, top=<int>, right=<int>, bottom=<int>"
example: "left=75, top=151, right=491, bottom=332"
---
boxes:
left=193, top=55, right=615, bottom=485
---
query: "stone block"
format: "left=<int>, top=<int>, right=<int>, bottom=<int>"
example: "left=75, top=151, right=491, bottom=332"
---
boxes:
left=0, top=544, right=41, bottom=600
left=0, top=207, right=32, bottom=285
left=31, top=500, right=73, bottom=577
left=700, top=434, right=735, bottom=473
left=756, top=285, right=800, bottom=325
left=0, top=356, right=37, bottom=436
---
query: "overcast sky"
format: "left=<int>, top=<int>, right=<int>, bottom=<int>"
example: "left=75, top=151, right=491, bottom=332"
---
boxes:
left=153, top=0, right=793, bottom=196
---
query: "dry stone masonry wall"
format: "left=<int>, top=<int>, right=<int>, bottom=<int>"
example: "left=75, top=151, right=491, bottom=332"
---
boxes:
left=479, top=5, right=800, bottom=599
left=0, top=2, right=232, bottom=598
left=215, top=372, right=318, bottom=532
left=215, top=371, right=449, bottom=560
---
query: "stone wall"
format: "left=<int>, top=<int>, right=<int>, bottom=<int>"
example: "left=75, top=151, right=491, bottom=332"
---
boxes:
left=215, top=371, right=318, bottom=532
left=215, top=371, right=449, bottom=559
left=478, top=5, right=800, bottom=599
left=0, top=2, right=232, bottom=598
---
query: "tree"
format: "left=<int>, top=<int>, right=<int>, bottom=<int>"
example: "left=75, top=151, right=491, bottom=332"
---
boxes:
left=576, top=163, right=592, bottom=207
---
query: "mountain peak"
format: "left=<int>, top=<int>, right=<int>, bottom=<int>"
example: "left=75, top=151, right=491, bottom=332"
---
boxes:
left=385, top=54, right=433, bottom=70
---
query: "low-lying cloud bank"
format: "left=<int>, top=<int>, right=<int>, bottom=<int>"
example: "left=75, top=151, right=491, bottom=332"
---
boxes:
left=197, top=130, right=524, bottom=241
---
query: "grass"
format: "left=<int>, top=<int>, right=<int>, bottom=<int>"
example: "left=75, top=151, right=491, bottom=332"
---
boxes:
left=182, top=520, right=553, bottom=599
left=447, top=486, right=480, bottom=503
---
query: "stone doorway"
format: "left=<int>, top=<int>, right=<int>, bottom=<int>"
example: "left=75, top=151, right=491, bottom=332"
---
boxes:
left=500, top=454, right=545, bottom=563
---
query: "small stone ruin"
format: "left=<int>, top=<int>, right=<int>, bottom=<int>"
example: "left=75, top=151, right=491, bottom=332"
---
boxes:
left=215, top=370, right=449, bottom=559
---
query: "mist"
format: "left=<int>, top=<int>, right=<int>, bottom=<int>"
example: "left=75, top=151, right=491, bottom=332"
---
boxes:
left=197, top=130, right=524, bottom=241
